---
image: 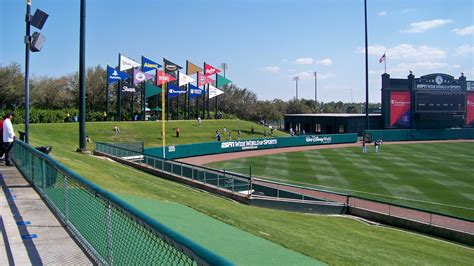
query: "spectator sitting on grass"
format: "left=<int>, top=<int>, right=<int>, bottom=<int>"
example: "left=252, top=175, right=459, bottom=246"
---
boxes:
left=237, top=130, right=241, bottom=139
left=86, top=136, right=92, bottom=143
left=113, top=126, right=120, bottom=134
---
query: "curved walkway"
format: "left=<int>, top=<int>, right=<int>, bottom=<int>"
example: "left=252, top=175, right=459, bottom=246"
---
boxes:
left=178, top=139, right=474, bottom=165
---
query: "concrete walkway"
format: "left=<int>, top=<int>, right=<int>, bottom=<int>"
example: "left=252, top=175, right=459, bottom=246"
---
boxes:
left=0, top=162, right=91, bottom=265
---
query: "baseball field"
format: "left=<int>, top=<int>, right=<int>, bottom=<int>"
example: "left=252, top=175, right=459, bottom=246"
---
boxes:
left=20, top=120, right=474, bottom=264
left=206, top=141, right=474, bottom=219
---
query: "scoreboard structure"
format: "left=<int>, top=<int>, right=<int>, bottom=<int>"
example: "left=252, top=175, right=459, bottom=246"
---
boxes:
left=381, top=72, right=474, bottom=129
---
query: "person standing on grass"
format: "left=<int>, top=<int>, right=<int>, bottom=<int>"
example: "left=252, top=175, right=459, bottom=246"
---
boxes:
left=374, top=139, right=379, bottom=153
left=237, top=130, right=241, bottom=140
left=176, top=127, right=180, bottom=138
left=0, top=115, right=6, bottom=160
left=3, top=113, right=15, bottom=166
left=197, top=116, right=201, bottom=127
left=251, top=126, right=254, bottom=135
left=362, top=138, right=367, bottom=153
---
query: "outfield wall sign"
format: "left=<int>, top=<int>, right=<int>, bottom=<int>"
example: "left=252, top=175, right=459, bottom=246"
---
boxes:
left=145, top=134, right=358, bottom=159
left=467, top=81, right=474, bottom=91
left=221, top=139, right=278, bottom=150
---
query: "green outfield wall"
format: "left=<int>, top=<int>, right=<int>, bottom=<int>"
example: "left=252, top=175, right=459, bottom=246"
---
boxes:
left=144, top=134, right=358, bottom=159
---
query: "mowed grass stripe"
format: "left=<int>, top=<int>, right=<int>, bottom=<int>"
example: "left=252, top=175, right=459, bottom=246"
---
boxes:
left=206, top=142, right=474, bottom=219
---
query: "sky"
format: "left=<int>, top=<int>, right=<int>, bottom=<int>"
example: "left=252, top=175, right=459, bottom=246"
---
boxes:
left=1, top=0, right=473, bottom=103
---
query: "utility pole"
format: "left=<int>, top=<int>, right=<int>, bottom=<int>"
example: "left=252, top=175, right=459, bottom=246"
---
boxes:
left=293, top=76, right=299, bottom=100
left=78, top=0, right=87, bottom=151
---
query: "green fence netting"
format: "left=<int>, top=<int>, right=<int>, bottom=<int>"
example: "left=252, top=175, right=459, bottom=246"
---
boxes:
left=12, top=140, right=232, bottom=266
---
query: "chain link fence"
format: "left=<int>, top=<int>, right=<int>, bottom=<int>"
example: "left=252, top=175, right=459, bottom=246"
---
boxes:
left=12, top=140, right=232, bottom=265
left=96, top=142, right=253, bottom=195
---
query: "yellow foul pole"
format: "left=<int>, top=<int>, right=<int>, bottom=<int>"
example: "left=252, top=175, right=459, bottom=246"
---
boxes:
left=161, top=69, right=166, bottom=159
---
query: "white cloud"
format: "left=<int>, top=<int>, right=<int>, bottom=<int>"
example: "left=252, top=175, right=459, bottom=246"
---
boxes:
left=295, top=58, right=314, bottom=64
left=315, top=58, right=333, bottom=65
left=454, top=44, right=474, bottom=56
left=261, top=66, right=280, bottom=73
left=291, top=71, right=335, bottom=80
left=402, top=19, right=453, bottom=33
left=358, top=44, right=445, bottom=61
left=452, top=25, right=474, bottom=36
left=377, top=11, right=387, bottom=16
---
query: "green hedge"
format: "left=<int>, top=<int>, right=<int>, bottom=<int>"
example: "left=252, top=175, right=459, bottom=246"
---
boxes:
left=0, top=108, right=111, bottom=124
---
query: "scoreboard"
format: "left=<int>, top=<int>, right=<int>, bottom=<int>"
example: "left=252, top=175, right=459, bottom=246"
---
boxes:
left=415, top=91, right=466, bottom=113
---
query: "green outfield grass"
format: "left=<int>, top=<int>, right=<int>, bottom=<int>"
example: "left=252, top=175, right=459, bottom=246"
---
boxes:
left=206, top=142, right=474, bottom=219
left=19, top=121, right=474, bottom=264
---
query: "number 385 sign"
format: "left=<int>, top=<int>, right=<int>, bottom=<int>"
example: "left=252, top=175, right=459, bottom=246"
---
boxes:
left=168, top=146, right=176, bottom=152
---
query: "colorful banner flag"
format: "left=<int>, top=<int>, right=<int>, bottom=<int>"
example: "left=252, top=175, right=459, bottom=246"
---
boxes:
left=107, top=65, right=128, bottom=84
left=204, top=63, right=221, bottom=76
left=379, top=53, right=386, bottom=63
left=142, top=56, right=161, bottom=72
left=186, top=60, right=203, bottom=75
left=197, top=72, right=214, bottom=86
left=188, top=84, right=205, bottom=98
left=133, top=69, right=153, bottom=84
left=163, top=58, right=183, bottom=73
left=216, top=74, right=232, bottom=87
left=145, top=82, right=162, bottom=98
left=167, top=83, right=187, bottom=98
left=119, top=54, right=140, bottom=71
left=208, top=85, right=224, bottom=99
left=178, top=72, right=196, bottom=86
left=156, top=72, right=177, bottom=86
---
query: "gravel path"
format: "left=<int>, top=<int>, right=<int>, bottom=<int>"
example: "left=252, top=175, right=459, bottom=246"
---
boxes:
left=177, top=139, right=474, bottom=166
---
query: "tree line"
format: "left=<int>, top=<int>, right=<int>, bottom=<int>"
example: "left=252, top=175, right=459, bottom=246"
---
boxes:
left=0, top=62, right=380, bottom=124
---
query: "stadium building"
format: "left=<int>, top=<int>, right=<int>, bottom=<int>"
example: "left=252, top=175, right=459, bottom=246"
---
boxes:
left=284, top=72, right=474, bottom=135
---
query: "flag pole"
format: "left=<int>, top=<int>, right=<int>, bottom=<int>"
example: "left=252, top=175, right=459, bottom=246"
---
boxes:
left=384, top=52, right=387, bottom=74
left=161, top=68, right=166, bottom=159
left=105, top=65, right=109, bottom=121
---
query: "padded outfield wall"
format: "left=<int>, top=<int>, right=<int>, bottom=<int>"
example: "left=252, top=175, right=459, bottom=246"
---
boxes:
left=144, top=134, right=358, bottom=159
left=365, top=128, right=474, bottom=142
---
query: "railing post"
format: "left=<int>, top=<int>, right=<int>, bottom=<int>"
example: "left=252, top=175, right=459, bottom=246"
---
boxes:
left=180, top=163, right=183, bottom=177
left=106, top=203, right=113, bottom=265
left=63, top=174, right=69, bottom=226
left=232, top=177, right=234, bottom=192
left=41, top=160, right=46, bottom=193
left=153, top=158, right=156, bottom=169
left=388, top=204, right=391, bottom=216
left=277, top=184, right=280, bottom=199
left=191, top=165, right=194, bottom=180
left=429, top=213, right=432, bottom=226
left=221, top=170, right=225, bottom=188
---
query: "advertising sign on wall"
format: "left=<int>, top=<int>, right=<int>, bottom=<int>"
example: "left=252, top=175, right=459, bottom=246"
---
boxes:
left=467, top=92, right=474, bottom=127
left=390, top=91, right=411, bottom=128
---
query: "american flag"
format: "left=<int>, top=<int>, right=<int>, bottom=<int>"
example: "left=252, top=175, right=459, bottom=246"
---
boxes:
left=379, top=53, right=386, bottom=63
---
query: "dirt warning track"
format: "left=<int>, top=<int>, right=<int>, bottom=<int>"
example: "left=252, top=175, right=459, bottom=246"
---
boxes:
left=177, top=139, right=474, bottom=166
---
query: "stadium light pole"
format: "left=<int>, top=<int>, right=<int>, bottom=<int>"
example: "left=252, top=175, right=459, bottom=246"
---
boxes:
left=314, top=71, right=317, bottom=102
left=78, top=0, right=87, bottom=151
left=220, top=63, right=228, bottom=78
left=24, top=0, right=32, bottom=143
left=293, top=76, right=299, bottom=100
left=364, top=0, right=369, bottom=130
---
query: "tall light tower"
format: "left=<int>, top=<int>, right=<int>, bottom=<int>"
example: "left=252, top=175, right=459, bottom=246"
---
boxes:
left=24, top=0, right=49, bottom=143
left=314, top=71, right=317, bottom=102
left=220, top=63, right=228, bottom=77
left=293, top=76, right=299, bottom=100
left=364, top=0, right=369, bottom=130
